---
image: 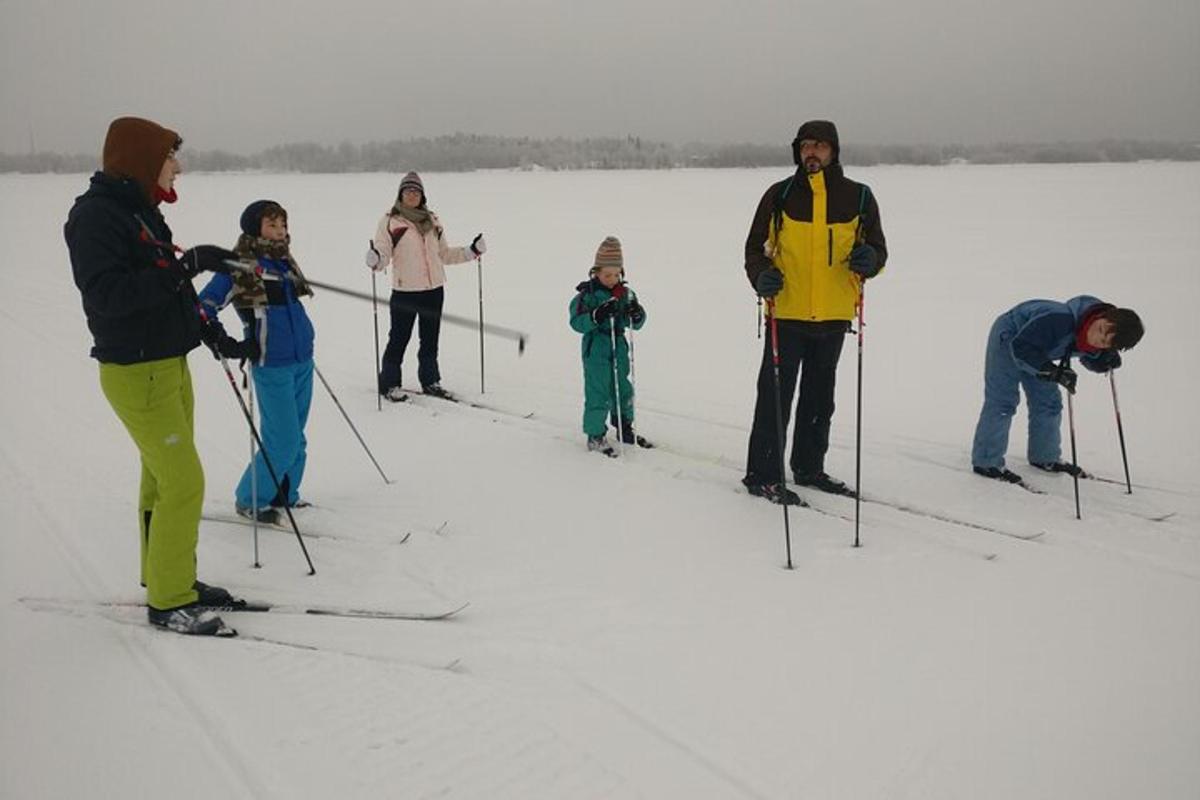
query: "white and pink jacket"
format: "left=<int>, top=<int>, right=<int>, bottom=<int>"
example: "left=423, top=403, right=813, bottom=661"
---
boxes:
left=371, top=211, right=474, bottom=292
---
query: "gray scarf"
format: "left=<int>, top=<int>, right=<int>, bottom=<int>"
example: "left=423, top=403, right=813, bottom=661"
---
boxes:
left=389, top=203, right=436, bottom=235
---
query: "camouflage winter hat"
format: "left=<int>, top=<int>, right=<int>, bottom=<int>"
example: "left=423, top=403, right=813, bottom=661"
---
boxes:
left=592, top=236, right=623, bottom=273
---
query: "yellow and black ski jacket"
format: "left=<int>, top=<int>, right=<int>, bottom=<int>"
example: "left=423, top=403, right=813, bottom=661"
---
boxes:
left=744, top=164, right=887, bottom=322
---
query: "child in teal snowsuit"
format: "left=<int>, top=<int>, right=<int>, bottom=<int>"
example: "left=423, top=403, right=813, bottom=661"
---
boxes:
left=568, top=236, right=650, bottom=456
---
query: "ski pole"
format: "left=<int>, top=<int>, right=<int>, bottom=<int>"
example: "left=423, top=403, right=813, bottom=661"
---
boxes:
left=767, top=300, right=794, bottom=569
left=628, top=320, right=637, bottom=443
left=853, top=282, right=865, bottom=548
left=851, top=184, right=872, bottom=547
left=1062, top=356, right=1082, bottom=520
left=1108, top=370, right=1132, bottom=494
left=222, top=260, right=529, bottom=354
left=248, top=368, right=261, bottom=568
left=757, top=296, right=762, bottom=340
left=477, top=255, right=486, bottom=394
left=213, top=352, right=316, bottom=575
left=313, top=363, right=391, bottom=484
left=371, top=268, right=381, bottom=412
left=610, top=320, right=625, bottom=456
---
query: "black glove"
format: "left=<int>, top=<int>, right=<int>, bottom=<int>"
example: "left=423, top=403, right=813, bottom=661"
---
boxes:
left=220, top=336, right=260, bottom=362
left=1037, top=361, right=1078, bottom=394
left=755, top=267, right=784, bottom=298
left=848, top=244, right=880, bottom=278
left=591, top=297, right=619, bottom=324
left=627, top=299, right=646, bottom=326
left=200, top=320, right=259, bottom=361
left=180, top=245, right=239, bottom=278
left=1083, top=350, right=1122, bottom=373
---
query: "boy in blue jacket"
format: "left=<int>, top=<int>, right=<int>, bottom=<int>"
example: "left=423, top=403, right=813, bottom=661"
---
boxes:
left=569, top=236, right=651, bottom=457
left=971, top=295, right=1143, bottom=482
left=198, top=200, right=316, bottom=522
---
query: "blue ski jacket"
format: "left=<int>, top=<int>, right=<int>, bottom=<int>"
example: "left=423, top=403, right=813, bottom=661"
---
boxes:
left=1000, top=295, right=1112, bottom=375
left=198, top=257, right=314, bottom=367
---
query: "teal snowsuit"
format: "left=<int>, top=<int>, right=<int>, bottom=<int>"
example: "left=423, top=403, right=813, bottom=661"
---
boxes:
left=568, top=279, right=646, bottom=437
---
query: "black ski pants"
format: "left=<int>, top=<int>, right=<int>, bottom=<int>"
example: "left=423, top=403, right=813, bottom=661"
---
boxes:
left=379, top=287, right=444, bottom=392
left=745, top=319, right=848, bottom=484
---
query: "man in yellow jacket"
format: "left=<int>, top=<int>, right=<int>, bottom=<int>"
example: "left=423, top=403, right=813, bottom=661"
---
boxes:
left=742, top=120, right=888, bottom=505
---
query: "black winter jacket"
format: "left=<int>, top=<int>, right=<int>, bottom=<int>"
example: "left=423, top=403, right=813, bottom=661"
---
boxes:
left=64, top=172, right=202, bottom=364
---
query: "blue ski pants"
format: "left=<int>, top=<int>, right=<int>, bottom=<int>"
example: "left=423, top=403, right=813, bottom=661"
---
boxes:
left=971, top=316, right=1062, bottom=469
left=236, top=359, right=313, bottom=510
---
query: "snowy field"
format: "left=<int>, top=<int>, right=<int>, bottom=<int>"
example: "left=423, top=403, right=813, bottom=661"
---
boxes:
left=2, top=163, right=1198, bottom=799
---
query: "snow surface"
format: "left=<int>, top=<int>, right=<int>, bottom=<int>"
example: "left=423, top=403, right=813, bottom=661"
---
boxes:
left=2, top=164, right=1198, bottom=799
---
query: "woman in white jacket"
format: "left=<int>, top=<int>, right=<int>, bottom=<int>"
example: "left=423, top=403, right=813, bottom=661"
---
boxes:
left=366, top=171, right=485, bottom=401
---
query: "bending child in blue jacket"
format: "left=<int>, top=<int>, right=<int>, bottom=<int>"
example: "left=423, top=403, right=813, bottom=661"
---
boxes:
left=568, top=236, right=652, bottom=457
left=971, top=295, right=1143, bottom=483
left=198, top=200, right=316, bottom=523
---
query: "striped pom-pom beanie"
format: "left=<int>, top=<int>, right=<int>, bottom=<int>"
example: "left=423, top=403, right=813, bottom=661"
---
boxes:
left=396, top=171, right=426, bottom=205
left=592, top=236, right=623, bottom=273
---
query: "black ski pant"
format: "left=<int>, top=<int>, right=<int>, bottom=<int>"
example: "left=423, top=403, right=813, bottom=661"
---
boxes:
left=379, top=287, right=444, bottom=393
left=745, top=319, right=848, bottom=485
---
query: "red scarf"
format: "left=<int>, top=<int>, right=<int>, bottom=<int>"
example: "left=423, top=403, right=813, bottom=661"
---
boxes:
left=155, top=186, right=178, bottom=205
left=1075, top=307, right=1104, bottom=353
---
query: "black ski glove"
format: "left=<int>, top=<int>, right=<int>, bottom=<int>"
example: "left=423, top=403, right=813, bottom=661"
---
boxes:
left=1082, top=350, right=1122, bottom=373
left=1037, top=361, right=1078, bottom=394
left=627, top=299, right=646, bottom=326
left=200, top=320, right=259, bottom=361
left=755, top=267, right=784, bottom=298
left=849, top=244, right=880, bottom=278
left=180, top=245, right=239, bottom=277
left=591, top=297, right=619, bottom=324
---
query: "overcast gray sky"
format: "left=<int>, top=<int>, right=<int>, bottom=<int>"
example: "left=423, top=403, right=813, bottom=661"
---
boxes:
left=2, top=0, right=1197, bottom=155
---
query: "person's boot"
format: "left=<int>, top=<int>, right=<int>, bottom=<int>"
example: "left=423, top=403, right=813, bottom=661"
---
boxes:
left=422, top=383, right=455, bottom=401
left=1030, top=461, right=1090, bottom=478
left=236, top=505, right=281, bottom=525
left=193, top=581, right=245, bottom=610
left=619, top=420, right=654, bottom=448
left=743, top=477, right=805, bottom=506
left=587, top=434, right=618, bottom=458
left=147, top=603, right=236, bottom=636
left=973, top=465, right=1024, bottom=483
left=793, top=471, right=856, bottom=498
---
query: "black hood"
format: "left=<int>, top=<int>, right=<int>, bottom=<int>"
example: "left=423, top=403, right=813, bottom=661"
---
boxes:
left=791, top=120, right=840, bottom=166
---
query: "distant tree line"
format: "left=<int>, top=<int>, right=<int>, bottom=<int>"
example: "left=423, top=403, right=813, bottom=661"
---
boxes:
left=2, top=134, right=1196, bottom=173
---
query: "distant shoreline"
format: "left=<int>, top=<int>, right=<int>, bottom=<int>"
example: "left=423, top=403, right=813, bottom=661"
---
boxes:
left=3, top=134, right=1197, bottom=174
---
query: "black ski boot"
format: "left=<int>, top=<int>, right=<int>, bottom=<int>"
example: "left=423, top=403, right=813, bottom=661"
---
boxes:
left=1031, top=461, right=1091, bottom=478
left=794, top=471, right=856, bottom=498
left=193, top=581, right=245, bottom=610
left=973, top=465, right=1024, bottom=483
left=147, top=603, right=236, bottom=636
left=587, top=435, right=618, bottom=458
left=236, top=505, right=280, bottom=525
left=618, top=421, right=654, bottom=449
left=422, top=383, right=456, bottom=401
left=743, top=478, right=806, bottom=506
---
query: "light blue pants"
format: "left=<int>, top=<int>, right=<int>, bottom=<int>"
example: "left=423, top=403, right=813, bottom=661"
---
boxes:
left=236, top=360, right=313, bottom=509
left=971, top=317, right=1062, bottom=469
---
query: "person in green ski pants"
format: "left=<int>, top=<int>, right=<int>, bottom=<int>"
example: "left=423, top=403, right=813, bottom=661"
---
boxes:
left=65, top=116, right=252, bottom=636
left=568, top=236, right=652, bottom=457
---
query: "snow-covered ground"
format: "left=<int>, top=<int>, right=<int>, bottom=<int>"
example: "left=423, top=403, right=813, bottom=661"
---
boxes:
left=2, top=163, right=1198, bottom=799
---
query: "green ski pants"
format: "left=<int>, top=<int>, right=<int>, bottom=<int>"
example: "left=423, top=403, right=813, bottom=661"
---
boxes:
left=99, top=356, right=203, bottom=610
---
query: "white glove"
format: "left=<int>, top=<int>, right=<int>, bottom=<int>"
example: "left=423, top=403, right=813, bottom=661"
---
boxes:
left=469, top=234, right=487, bottom=257
left=365, top=241, right=382, bottom=270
